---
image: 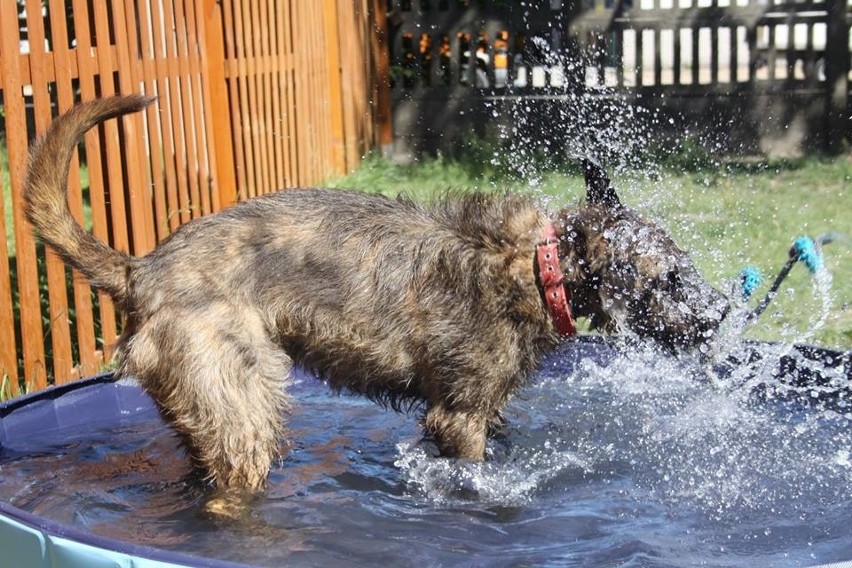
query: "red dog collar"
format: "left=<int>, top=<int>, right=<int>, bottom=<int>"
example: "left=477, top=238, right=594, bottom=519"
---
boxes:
left=536, top=223, right=577, bottom=337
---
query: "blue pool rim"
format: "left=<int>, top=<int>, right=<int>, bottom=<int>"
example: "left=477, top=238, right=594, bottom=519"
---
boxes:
left=1, top=338, right=850, bottom=568
left=0, top=373, right=251, bottom=568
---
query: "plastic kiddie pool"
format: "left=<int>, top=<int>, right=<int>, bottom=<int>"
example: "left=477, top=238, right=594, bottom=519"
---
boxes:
left=0, top=374, right=250, bottom=568
left=1, top=337, right=851, bottom=568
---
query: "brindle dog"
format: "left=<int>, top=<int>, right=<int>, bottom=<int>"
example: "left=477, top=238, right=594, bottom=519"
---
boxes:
left=25, top=95, right=728, bottom=495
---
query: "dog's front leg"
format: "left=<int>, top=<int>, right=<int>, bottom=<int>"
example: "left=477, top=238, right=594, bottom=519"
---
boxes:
left=424, top=403, right=488, bottom=460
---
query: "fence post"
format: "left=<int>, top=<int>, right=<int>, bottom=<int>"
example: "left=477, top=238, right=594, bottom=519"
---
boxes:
left=371, top=0, right=393, bottom=155
left=0, top=1, right=47, bottom=391
left=824, top=0, right=850, bottom=154
left=202, top=0, right=239, bottom=207
left=323, top=0, right=346, bottom=174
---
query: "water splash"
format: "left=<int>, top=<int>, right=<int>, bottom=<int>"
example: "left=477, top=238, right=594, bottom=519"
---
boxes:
left=480, top=38, right=663, bottom=191
left=395, top=440, right=588, bottom=506
left=396, top=337, right=852, bottom=528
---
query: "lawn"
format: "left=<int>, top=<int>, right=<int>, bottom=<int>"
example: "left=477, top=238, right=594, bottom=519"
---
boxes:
left=331, top=153, right=851, bottom=350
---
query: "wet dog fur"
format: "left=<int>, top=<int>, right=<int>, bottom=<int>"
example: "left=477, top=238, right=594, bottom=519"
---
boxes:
left=24, top=95, right=729, bottom=495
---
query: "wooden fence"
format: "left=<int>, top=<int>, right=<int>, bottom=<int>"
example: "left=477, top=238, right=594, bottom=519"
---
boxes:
left=387, top=0, right=850, bottom=157
left=0, top=0, right=391, bottom=395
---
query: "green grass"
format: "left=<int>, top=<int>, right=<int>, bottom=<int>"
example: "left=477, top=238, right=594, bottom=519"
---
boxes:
left=330, top=153, right=852, bottom=350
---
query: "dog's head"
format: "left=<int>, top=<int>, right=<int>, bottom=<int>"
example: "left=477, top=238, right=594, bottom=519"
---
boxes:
left=555, top=161, right=729, bottom=351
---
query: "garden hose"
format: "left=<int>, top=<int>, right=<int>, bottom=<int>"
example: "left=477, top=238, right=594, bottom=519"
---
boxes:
left=743, top=232, right=848, bottom=322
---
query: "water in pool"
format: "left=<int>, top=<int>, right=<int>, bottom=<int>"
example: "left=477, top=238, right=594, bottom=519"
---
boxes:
left=0, top=337, right=850, bottom=567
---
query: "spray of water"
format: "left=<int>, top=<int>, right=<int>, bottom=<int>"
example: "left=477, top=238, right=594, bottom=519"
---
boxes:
left=397, top=339, right=852, bottom=528
left=400, top=40, right=850, bottom=528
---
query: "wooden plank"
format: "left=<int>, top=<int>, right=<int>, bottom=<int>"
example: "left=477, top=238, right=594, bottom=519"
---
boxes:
left=222, top=0, right=250, bottom=201
left=823, top=0, right=849, bottom=153
left=336, top=0, right=360, bottom=171
left=371, top=0, right=394, bottom=152
left=266, top=0, right=285, bottom=191
left=180, top=1, right=211, bottom=216
left=766, top=24, right=777, bottom=84
left=308, top=1, right=325, bottom=182
left=0, top=1, right=48, bottom=390
left=200, top=0, right=238, bottom=209
left=653, top=27, right=663, bottom=86
left=0, top=119, right=19, bottom=387
left=290, top=1, right=309, bottom=186
left=71, top=0, right=118, bottom=356
left=300, top=0, right=318, bottom=184
left=251, top=0, right=272, bottom=195
left=112, top=0, right=156, bottom=256
left=784, top=11, right=795, bottom=81
left=245, top=0, right=268, bottom=195
left=298, top=1, right=315, bottom=184
left=636, top=26, right=645, bottom=86
left=280, top=1, right=300, bottom=186
left=133, top=0, right=172, bottom=242
left=47, top=0, right=99, bottom=379
left=172, top=0, right=203, bottom=218
left=732, top=24, right=741, bottom=83
left=234, top=0, right=258, bottom=198
left=710, top=24, right=719, bottom=85
left=321, top=0, right=337, bottom=174
left=161, top=0, right=193, bottom=224
left=673, top=22, right=682, bottom=85
left=148, top=0, right=185, bottom=232
left=239, top=0, right=256, bottom=196
left=24, top=0, right=74, bottom=383
left=91, top=1, right=130, bottom=249
left=691, top=25, right=700, bottom=85
left=90, top=1, right=134, bottom=371
left=260, top=0, right=277, bottom=194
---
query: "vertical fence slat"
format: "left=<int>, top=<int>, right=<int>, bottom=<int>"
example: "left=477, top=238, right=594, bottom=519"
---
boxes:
left=172, top=0, right=203, bottom=219
left=113, top=0, right=156, bottom=256
left=235, top=0, right=258, bottom=198
left=70, top=0, right=119, bottom=357
left=162, top=0, right=193, bottom=224
left=371, top=0, right=394, bottom=153
left=221, top=0, right=249, bottom=202
left=290, top=1, right=308, bottom=186
left=0, top=1, right=48, bottom=391
left=267, top=0, right=285, bottom=191
left=281, top=1, right=300, bottom=186
left=323, top=0, right=346, bottom=176
left=47, top=0, right=99, bottom=379
left=181, top=1, right=214, bottom=216
left=199, top=0, right=237, bottom=210
left=25, top=0, right=75, bottom=382
left=134, top=0, right=171, bottom=241
left=0, top=128, right=18, bottom=389
left=258, top=0, right=276, bottom=195
left=255, top=0, right=270, bottom=193
left=149, top=0, right=185, bottom=231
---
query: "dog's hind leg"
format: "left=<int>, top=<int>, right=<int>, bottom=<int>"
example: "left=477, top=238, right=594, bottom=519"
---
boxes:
left=122, top=306, right=292, bottom=494
left=424, top=404, right=488, bottom=460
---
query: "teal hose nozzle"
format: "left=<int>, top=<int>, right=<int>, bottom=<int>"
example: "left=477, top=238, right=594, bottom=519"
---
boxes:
left=791, top=236, right=822, bottom=274
left=739, top=266, right=763, bottom=300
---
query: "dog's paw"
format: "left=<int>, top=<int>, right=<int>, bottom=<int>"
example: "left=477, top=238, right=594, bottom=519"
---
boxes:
left=202, top=489, right=256, bottom=520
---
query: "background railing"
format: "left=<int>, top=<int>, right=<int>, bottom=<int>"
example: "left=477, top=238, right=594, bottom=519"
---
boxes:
left=386, top=0, right=851, bottom=157
left=0, top=0, right=392, bottom=395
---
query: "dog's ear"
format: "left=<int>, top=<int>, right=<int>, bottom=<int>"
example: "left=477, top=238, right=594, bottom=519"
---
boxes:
left=582, top=159, right=621, bottom=209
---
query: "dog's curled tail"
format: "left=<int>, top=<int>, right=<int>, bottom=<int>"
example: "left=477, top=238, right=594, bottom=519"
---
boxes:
left=24, top=95, right=155, bottom=306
